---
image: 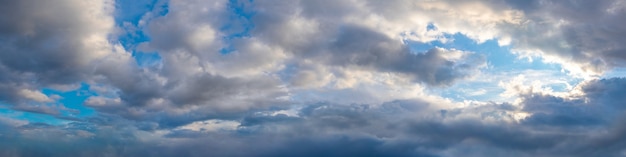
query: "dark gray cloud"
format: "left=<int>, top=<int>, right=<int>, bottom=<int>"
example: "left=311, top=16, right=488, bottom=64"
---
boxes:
left=128, top=77, right=626, bottom=157
left=520, top=78, right=626, bottom=128
left=0, top=0, right=119, bottom=115
left=82, top=0, right=489, bottom=128
left=246, top=1, right=487, bottom=86
left=88, top=62, right=289, bottom=127
left=0, top=0, right=119, bottom=79
left=0, top=0, right=289, bottom=129
left=503, top=0, right=626, bottom=72
left=3, top=77, right=626, bottom=157
left=322, top=26, right=485, bottom=86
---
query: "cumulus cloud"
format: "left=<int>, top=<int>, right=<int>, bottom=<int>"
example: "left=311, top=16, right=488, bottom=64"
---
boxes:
left=2, top=77, right=626, bottom=157
left=502, top=0, right=626, bottom=75
left=67, top=0, right=490, bottom=127
left=0, top=0, right=126, bottom=114
left=522, top=78, right=626, bottom=125
left=1, top=0, right=626, bottom=156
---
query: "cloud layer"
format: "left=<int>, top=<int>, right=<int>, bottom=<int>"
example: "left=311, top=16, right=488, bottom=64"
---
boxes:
left=0, top=0, right=625, bottom=156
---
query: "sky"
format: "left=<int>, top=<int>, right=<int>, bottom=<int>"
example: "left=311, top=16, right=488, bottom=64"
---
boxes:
left=1, top=0, right=626, bottom=156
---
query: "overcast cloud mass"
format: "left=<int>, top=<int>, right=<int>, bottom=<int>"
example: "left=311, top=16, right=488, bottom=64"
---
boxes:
left=1, top=0, right=626, bottom=156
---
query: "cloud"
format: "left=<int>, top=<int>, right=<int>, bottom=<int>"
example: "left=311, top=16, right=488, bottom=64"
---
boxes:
left=0, top=0, right=121, bottom=114
left=1, top=76, right=626, bottom=157
left=502, top=0, right=626, bottom=75
left=70, top=0, right=489, bottom=127
left=515, top=78, right=626, bottom=127
left=1, top=78, right=624, bottom=157
left=245, top=1, right=491, bottom=86
left=308, top=25, right=486, bottom=86
left=17, top=89, right=53, bottom=103
left=1, top=0, right=626, bottom=156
